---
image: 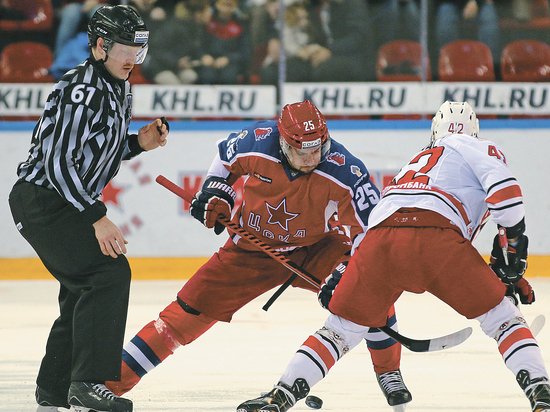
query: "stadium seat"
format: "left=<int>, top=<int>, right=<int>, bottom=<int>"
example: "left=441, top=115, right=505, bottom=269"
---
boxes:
left=377, top=40, right=431, bottom=119
left=0, top=41, right=54, bottom=83
left=439, top=40, right=495, bottom=82
left=501, top=40, right=550, bottom=82
left=0, top=0, right=54, bottom=32
left=377, top=40, right=431, bottom=82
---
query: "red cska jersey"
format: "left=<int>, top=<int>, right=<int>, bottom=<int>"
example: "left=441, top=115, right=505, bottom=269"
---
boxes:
left=209, top=120, right=380, bottom=252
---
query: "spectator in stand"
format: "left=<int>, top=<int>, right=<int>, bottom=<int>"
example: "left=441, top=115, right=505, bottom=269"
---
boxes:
left=198, top=0, right=250, bottom=84
left=139, top=0, right=211, bottom=84
left=248, top=0, right=279, bottom=81
left=434, top=0, right=500, bottom=69
left=49, top=31, right=89, bottom=80
left=260, top=1, right=327, bottom=84
left=128, top=0, right=168, bottom=33
left=53, top=0, right=111, bottom=57
left=308, top=0, right=372, bottom=82
left=368, top=0, right=420, bottom=49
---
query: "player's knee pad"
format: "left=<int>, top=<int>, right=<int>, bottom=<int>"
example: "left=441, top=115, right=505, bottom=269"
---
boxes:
left=324, top=313, right=370, bottom=350
left=315, top=326, right=350, bottom=359
left=159, top=299, right=217, bottom=346
left=476, top=296, right=525, bottom=340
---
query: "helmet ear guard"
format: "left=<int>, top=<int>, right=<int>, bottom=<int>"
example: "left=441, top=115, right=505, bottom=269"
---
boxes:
left=431, top=101, right=479, bottom=141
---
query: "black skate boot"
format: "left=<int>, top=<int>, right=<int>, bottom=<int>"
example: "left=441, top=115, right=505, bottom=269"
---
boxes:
left=35, top=386, right=70, bottom=412
left=236, top=378, right=310, bottom=412
left=517, top=370, right=550, bottom=412
left=376, top=369, right=412, bottom=411
left=68, top=382, right=133, bottom=412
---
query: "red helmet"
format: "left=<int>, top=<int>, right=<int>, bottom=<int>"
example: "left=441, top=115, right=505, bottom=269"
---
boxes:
left=278, top=100, right=329, bottom=150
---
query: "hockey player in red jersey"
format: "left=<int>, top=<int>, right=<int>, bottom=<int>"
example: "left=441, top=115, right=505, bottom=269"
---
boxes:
left=238, top=101, right=550, bottom=412
left=106, top=100, right=412, bottom=408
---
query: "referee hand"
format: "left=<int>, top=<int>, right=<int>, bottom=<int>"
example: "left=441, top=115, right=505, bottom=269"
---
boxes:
left=137, top=118, right=168, bottom=151
left=93, top=216, right=128, bottom=258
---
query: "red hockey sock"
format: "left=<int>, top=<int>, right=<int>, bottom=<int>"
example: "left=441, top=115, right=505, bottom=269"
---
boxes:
left=106, top=319, right=175, bottom=396
left=369, top=342, right=402, bottom=375
left=106, top=300, right=216, bottom=396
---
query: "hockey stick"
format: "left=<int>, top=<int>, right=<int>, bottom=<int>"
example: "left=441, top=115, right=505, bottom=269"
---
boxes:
left=156, top=175, right=474, bottom=353
left=531, top=314, right=546, bottom=337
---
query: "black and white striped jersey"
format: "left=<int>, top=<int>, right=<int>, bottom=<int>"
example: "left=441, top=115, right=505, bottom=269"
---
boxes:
left=17, top=56, right=144, bottom=224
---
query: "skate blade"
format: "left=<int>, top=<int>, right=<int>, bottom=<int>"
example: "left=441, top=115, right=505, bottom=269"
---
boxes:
left=392, top=404, right=407, bottom=412
left=69, top=407, right=113, bottom=412
left=69, top=407, right=93, bottom=412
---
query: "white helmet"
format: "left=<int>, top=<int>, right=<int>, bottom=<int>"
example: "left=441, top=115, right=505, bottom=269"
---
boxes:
left=431, top=101, right=479, bottom=141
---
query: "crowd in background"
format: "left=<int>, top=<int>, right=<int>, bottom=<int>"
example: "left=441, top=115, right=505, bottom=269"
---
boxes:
left=0, top=0, right=549, bottom=86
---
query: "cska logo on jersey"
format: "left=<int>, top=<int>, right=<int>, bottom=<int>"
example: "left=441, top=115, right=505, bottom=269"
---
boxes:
left=265, top=198, right=299, bottom=231
left=326, top=152, right=345, bottom=166
left=254, top=127, right=273, bottom=141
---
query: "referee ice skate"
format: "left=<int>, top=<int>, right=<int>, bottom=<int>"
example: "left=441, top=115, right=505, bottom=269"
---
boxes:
left=8, top=5, right=168, bottom=412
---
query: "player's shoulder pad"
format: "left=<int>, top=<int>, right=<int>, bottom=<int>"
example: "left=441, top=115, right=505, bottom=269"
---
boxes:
left=441, top=133, right=503, bottom=156
left=320, top=138, right=371, bottom=188
left=219, top=120, right=280, bottom=162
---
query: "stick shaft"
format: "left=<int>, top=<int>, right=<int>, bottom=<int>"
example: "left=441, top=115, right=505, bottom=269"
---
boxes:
left=155, top=175, right=321, bottom=288
left=498, top=227, right=509, bottom=265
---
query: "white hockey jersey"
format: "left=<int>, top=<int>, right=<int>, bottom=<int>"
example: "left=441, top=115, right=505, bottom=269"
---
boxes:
left=367, top=133, right=524, bottom=240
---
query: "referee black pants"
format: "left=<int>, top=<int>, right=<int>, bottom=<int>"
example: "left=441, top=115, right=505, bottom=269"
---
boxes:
left=9, top=180, right=131, bottom=402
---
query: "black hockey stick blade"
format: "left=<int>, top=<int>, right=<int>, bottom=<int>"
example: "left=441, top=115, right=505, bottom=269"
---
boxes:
left=379, top=325, right=473, bottom=353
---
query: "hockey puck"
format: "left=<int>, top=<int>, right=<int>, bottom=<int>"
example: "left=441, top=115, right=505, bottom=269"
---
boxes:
left=305, top=395, right=323, bottom=409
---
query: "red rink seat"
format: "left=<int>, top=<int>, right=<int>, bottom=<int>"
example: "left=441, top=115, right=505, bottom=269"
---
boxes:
left=377, top=40, right=431, bottom=82
left=0, top=0, right=54, bottom=32
left=439, top=40, right=495, bottom=82
left=501, top=40, right=550, bottom=82
left=0, top=41, right=55, bottom=83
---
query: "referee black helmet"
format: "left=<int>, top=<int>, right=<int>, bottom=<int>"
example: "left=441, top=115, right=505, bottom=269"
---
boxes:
left=87, top=5, right=149, bottom=52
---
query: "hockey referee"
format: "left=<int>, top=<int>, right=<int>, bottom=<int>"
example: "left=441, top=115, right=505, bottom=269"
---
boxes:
left=8, top=5, right=168, bottom=412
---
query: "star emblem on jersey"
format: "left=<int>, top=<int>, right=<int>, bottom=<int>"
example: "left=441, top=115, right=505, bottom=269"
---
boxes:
left=265, top=198, right=299, bottom=231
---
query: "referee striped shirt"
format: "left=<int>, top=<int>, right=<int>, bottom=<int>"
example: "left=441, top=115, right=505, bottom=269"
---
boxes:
left=17, top=56, right=144, bottom=224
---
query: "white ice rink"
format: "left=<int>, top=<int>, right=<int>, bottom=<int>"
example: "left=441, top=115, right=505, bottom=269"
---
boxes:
left=2, top=278, right=550, bottom=412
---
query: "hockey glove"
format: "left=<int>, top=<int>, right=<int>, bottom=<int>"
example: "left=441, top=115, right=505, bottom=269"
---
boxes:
left=318, top=261, right=348, bottom=310
left=506, top=278, right=535, bottom=306
left=190, top=176, right=236, bottom=235
left=489, top=233, right=528, bottom=284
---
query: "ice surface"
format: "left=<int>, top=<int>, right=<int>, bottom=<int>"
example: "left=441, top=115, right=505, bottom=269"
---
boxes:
left=2, top=278, right=550, bottom=412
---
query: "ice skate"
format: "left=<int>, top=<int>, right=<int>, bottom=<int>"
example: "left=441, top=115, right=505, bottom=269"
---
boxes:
left=517, top=370, right=550, bottom=412
left=68, top=382, right=132, bottom=412
left=237, top=379, right=310, bottom=412
left=36, top=386, right=70, bottom=412
left=376, top=369, right=412, bottom=411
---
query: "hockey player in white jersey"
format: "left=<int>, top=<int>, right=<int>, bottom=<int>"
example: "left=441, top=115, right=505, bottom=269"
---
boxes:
left=237, top=101, right=550, bottom=412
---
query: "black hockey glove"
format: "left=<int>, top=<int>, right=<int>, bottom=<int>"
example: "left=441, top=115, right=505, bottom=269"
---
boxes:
left=190, top=176, right=236, bottom=235
left=505, top=278, right=535, bottom=305
left=489, top=233, right=528, bottom=284
left=318, top=261, right=348, bottom=310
